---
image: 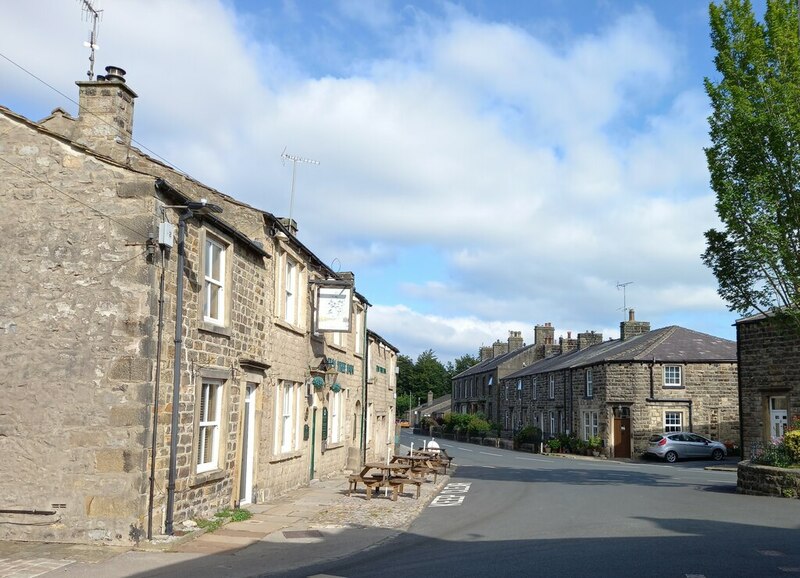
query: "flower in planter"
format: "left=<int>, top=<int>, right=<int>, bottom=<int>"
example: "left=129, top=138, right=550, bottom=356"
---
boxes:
left=312, top=376, right=325, bottom=389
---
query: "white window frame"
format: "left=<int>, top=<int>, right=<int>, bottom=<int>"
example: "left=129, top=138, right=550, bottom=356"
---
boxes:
left=330, top=329, right=345, bottom=348
left=532, top=376, right=538, bottom=400
left=664, top=411, right=683, bottom=432
left=548, top=375, right=555, bottom=399
left=276, top=381, right=298, bottom=453
left=585, top=368, right=593, bottom=397
left=355, top=308, right=364, bottom=354
left=583, top=411, right=599, bottom=440
left=203, top=236, right=226, bottom=325
left=284, top=258, right=298, bottom=325
left=196, top=380, right=223, bottom=473
left=549, top=411, right=555, bottom=435
left=331, top=390, right=342, bottom=443
left=663, top=365, right=682, bottom=387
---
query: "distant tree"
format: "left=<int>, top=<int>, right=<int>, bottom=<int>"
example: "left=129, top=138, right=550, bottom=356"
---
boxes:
left=451, top=353, right=479, bottom=376
left=703, top=0, right=800, bottom=327
left=396, top=354, right=415, bottom=415
left=412, top=349, right=450, bottom=400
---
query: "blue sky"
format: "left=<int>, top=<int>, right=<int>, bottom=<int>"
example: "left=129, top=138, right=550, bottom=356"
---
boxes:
left=1, top=1, right=755, bottom=362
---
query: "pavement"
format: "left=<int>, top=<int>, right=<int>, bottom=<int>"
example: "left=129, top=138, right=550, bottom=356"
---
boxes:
left=0, top=460, right=451, bottom=578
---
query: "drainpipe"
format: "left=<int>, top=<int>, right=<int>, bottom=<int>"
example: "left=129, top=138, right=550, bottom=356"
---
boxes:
left=360, top=306, right=369, bottom=465
left=165, top=209, right=190, bottom=536
left=147, top=249, right=167, bottom=541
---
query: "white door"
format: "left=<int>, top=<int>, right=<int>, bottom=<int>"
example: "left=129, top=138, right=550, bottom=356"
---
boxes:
left=239, top=384, right=256, bottom=505
left=770, top=396, right=788, bottom=439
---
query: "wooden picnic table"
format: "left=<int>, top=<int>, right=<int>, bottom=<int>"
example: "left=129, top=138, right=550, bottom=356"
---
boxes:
left=392, top=454, right=438, bottom=482
left=407, top=449, right=452, bottom=474
left=348, top=462, right=420, bottom=500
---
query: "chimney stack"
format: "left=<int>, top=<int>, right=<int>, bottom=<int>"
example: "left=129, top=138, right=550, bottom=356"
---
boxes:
left=578, top=330, right=603, bottom=350
left=278, top=218, right=298, bottom=236
left=479, top=346, right=493, bottom=361
left=534, top=323, right=555, bottom=346
left=492, top=339, right=509, bottom=358
left=508, top=330, right=524, bottom=352
left=75, top=66, right=137, bottom=158
left=619, top=309, right=650, bottom=341
left=427, top=390, right=434, bottom=405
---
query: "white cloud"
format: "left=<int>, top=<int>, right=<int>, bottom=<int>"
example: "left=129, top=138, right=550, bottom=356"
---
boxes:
left=0, top=1, right=736, bottom=360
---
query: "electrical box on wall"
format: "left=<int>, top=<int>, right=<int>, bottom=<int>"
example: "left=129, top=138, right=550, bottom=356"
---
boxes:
left=158, top=222, right=174, bottom=247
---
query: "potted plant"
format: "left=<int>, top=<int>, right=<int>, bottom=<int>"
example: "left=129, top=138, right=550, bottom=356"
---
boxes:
left=588, top=435, right=602, bottom=457
left=547, top=438, right=561, bottom=453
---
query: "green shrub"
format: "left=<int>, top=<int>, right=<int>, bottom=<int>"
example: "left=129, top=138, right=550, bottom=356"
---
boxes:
left=752, top=443, right=794, bottom=468
left=443, top=413, right=472, bottom=433
left=587, top=435, right=602, bottom=450
left=514, top=426, right=543, bottom=446
left=467, top=418, right=491, bottom=437
left=547, top=438, right=561, bottom=452
left=784, top=430, right=800, bottom=463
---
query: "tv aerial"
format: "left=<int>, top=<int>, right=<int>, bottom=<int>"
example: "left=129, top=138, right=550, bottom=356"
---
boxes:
left=78, top=0, right=103, bottom=80
left=281, top=148, right=319, bottom=224
left=616, top=281, right=633, bottom=316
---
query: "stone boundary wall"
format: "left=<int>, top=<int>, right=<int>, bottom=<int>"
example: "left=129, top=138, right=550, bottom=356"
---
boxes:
left=738, top=460, right=800, bottom=499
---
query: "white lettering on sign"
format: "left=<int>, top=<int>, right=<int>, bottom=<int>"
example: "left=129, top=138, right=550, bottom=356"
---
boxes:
left=429, top=482, right=472, bottom=507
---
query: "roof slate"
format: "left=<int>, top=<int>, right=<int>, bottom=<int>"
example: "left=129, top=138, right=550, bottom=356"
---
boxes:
left=501, top=326, right=736, bottom=380
left=454, top=344, right=536, bottom=378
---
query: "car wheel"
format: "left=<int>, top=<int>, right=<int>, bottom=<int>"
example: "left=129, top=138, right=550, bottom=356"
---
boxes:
left=712, top=448, right=724, bottom=461
left=665, top=451, right=678, bottom=463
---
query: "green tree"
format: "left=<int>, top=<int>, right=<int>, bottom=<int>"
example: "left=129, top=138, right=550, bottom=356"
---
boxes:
left=413, top=349, right=450, bottom=400
left=448, top=353, right=479, bottom=377
left=396, top=354, right=415, bottom=415
left=703, top=0, right=800, bottom=325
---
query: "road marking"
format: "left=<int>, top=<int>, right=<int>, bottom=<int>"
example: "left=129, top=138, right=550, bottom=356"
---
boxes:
left=460, top=448, right=473, bottom=452
left=430, top=482, right=472, bottom=507
left=759, top=550, right=785, bottom=557
left=480, top=451, right=501, bottom=456
left=515, top=456, right=551, bottom=462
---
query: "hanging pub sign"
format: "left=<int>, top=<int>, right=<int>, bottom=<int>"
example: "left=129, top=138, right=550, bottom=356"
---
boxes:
left=315, top=285, right=353, bottom=332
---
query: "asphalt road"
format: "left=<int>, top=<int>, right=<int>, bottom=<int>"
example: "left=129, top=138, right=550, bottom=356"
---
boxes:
left=287, top=430, right=800, bottom=578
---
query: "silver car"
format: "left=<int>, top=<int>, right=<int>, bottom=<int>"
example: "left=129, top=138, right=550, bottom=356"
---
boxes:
left=646, top=432, right=727, bottom=463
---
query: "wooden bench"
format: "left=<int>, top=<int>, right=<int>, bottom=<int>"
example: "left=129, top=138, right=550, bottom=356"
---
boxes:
left=348, top=474, right=383, bottom=499
left=411, top=463, right=438, bottom=483
left=387, top=475, right=425, bottom=499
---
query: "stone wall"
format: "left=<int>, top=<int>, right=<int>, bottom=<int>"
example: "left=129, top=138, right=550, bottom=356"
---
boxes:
left=737, top=317, right=800, bottom=460
left=0, top=114, right=159, bottom=543
left=738, top=461, right=800, bottom=499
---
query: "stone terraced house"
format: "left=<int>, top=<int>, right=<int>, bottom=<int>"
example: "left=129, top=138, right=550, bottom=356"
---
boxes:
left=0, top=66, right=396, bottom=544
left=736, top=313, right=800, bottom=459
left=499, top=311, right=739, bottom=458
left=363, top=330, right=399, bottom=464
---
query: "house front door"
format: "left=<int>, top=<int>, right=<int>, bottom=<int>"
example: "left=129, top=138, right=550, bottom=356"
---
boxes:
left=613, top=417, right=631, bottom=458
left=770, top=396, right=788, bottom=438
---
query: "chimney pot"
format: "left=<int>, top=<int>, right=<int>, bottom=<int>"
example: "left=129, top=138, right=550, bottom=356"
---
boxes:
left=629, top=309, right=635, bottom=321
left=104, top=66, right=127, bottom=83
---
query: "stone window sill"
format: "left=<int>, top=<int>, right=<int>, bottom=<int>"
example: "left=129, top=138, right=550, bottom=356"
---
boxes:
left=199, top=321, right=231, bottom=338
left=274, top=319, right=306, bottom=337
left=191, top=469, right=226, bottom=487
left=269, top=450, right=303, bottom=464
